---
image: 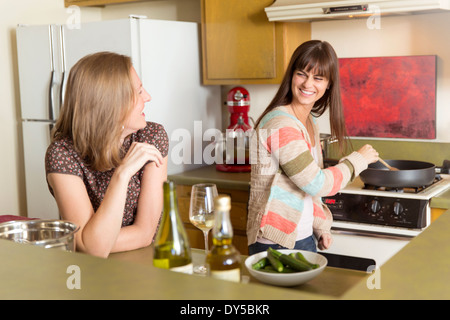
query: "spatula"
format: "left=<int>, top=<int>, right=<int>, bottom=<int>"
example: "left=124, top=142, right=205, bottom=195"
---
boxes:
left=379, top=158, right=399, bottom=171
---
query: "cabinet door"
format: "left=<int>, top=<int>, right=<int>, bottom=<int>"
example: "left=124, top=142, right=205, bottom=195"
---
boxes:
left=202, top=0, right=278, bottom=83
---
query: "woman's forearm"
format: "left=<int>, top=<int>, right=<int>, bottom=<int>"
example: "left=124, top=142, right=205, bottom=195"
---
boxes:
left=110, top=160, right=167, bottom=253
left=80, top=168, right=130, bottom=257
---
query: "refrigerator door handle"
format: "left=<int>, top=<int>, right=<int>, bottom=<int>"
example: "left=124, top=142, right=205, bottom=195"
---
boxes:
left=48, top=25, right=56, bottom=121
left=49, top=123, right=54, bottom=137
left=59, top=71, right=65, bottom=109
left=59, top=25, right=66, bottom=109
left=48, top=70, right=55, bottom=120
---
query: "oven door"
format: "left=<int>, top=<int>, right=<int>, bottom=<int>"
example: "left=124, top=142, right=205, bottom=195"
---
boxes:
left=318, top=223, right=413, bottom=271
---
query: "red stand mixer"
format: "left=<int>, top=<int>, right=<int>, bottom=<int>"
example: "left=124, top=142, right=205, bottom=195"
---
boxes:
left=216, top=87, right=253, bottom=173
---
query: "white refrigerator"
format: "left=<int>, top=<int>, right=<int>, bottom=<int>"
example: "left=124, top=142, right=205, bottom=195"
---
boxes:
left=17, top=18, right=221, bottom=220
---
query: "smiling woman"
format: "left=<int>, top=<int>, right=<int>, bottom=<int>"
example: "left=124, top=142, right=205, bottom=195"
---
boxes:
left=248, top=40, right=379, bottom=256
left=45, top=52, right=168, bottom=257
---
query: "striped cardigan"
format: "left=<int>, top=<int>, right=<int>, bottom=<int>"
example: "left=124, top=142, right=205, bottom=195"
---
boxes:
left=247, top=106, right=369, bottom=249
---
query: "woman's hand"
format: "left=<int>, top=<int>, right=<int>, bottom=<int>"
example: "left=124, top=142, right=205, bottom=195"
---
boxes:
left=318, top=233, right=332, bottom=250
left=357, top=144, right=379, bottom=165
left=118, top=142, right=164, bottom=179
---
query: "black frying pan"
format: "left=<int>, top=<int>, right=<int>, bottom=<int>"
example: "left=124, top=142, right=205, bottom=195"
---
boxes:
left=359, top=160, right=436, bottom=188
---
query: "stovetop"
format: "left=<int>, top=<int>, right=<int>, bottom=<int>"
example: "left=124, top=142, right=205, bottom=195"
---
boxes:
left=338, top=174, right=450, bottom=200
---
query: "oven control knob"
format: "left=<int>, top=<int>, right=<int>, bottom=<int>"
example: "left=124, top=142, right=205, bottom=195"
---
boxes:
left=392, top=202, right=404, bottom=216
left=369, top=200, right=381, bottom=213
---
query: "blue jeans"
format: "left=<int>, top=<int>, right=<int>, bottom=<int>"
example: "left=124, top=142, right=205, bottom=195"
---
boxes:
left=248, top=235, right=317, bottom=256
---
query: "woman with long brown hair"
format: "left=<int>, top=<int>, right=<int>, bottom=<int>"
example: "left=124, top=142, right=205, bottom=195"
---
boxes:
left=247, top=40, right=379, bottom=254
left=45, top=52, right=168, bottom=257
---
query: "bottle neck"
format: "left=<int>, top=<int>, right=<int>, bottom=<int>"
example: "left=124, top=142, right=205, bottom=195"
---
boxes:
left=212, top=209, right=233, bottom=246
left=163, top=181, right=178, bottom=213
left=161, top=181, right=182, bottom=244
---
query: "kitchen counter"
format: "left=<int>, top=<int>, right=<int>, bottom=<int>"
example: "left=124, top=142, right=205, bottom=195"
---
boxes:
left=1, top=209, right=450, bottom=300
left=431, top=188, right=450, bottom=210
left=0, top=239, right=365, bottom=300
left=430, top=187, right=450, bottom=222
left=168, top=165, right=250, bottom=191
left=340, top=209, right=450, bottom=299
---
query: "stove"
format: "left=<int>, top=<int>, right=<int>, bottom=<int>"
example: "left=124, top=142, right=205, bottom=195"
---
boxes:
left=319, top=174, right=450, bottom=269
left=324, top=174, right=450, bottom=231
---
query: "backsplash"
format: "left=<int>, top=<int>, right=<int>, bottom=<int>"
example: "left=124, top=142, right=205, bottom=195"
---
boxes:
left=329, top=139, right=450, bottom=168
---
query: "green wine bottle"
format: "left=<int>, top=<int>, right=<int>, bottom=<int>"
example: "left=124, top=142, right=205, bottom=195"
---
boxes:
left=153, top=180, right=193, bottom=274
left=206, top=195, right=241, bottom=282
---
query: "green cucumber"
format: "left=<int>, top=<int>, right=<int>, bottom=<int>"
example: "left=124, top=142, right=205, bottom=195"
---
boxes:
left=280, top=266, right=296, bottom=273
left=265, top=248, right=316, bottom=272
left=279, top=253, right=311, bottom=272
left=266, top=249, right=284, bottom=272
left=296, top=252, right=319, bottom=269
left=259, top=265, right=278, bottom=273
left=261, top=265, right=296, bottom=273
left=267, top=247, right=282, bottom=258
left=252, top=257, right=268, bottom=270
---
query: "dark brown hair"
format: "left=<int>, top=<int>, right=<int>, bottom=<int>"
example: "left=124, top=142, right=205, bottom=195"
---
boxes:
left=255, top=40, right=349, bottom=155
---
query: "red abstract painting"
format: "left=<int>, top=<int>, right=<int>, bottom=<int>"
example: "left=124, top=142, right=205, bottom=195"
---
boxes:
left=339, top=56, right=436, bottom=139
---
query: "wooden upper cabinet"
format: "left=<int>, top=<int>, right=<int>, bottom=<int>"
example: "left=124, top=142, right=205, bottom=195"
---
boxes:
left=64, top=0, right=150, bottom=7
left=201, top=0, right=311, bottom=85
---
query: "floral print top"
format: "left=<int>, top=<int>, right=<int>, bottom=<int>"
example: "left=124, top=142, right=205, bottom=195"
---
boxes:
left=45, top=122, right=169, bottom=226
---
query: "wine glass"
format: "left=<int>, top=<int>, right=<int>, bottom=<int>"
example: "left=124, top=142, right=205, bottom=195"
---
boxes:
left=189, top=183, right=218, bottom=274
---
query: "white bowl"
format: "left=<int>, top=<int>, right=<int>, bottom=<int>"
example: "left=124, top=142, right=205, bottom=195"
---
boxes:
left=245, top=249, right=327, bottom=287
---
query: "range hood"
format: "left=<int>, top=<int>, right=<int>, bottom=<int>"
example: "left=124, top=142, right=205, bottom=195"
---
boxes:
left=265, top=0, right=450, bottom=22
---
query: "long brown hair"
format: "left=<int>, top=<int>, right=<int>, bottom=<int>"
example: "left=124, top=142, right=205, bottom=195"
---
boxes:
left=51, top=52, right=135, bottom=171
left=255, top=40, right=349, bottom=155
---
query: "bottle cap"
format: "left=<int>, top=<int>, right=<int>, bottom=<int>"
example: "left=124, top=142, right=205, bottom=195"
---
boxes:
left=214, top=195, right=231, bottom=211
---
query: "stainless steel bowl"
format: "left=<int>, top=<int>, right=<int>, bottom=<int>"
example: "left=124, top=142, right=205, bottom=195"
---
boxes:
left=0, top=219, right=79, bottom=251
